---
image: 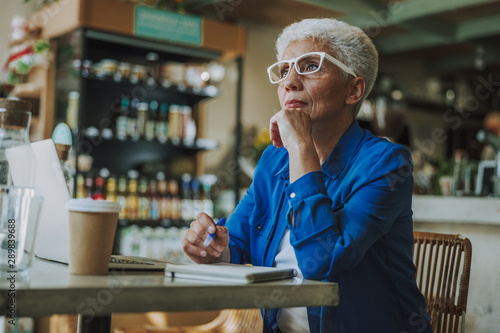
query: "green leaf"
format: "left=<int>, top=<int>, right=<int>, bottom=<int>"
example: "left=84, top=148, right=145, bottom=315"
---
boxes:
left=16, top=60, right=31, bottom=75
left=34, top=40, right=49, bottom=53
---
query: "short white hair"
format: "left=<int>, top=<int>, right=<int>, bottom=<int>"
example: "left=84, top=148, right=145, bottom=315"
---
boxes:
left=276, top=18, right=378, bottom=117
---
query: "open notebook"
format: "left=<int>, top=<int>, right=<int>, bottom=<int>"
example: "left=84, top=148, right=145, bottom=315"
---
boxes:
left=165, top=262, right=297, bottom=283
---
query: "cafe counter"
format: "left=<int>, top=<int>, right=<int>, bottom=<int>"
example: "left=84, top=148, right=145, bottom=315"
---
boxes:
left=412, top=195, right=500, bottom=225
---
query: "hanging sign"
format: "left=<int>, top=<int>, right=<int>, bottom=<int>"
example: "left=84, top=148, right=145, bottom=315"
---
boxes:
left=134, top=6, right=202, bottom=46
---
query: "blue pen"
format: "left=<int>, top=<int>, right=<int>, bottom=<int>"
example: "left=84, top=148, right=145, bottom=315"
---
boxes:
left=203, top=217, right=226, bottom=247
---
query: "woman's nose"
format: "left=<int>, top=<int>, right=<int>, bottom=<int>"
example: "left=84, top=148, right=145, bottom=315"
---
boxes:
left=283, top=64, right=302, bottom=91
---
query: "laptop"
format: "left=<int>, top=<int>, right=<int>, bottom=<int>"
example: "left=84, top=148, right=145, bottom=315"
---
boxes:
left=7, top=139, right=166, bottom=271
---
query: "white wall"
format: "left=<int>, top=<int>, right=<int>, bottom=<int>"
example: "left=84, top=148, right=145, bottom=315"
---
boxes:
left=203, top=20, right=281, bottom=175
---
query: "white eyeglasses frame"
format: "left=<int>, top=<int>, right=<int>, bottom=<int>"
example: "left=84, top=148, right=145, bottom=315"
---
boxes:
left=267, top=51, right=357, bottom=84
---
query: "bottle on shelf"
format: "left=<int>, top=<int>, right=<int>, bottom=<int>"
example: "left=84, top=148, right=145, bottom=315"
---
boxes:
left=126, top=170, right=139, bottom=219
left=116, top=175, right=128, bottom=219
left=84, top=174, right=94, bottom=199
left=145, top=100, right=158, bottom=141
left=130, top=64, right=147, bottom=84
left=75, top=173, right=85, bottom=199
left=100, top=167, right=110, bottom=180
left=169, top=178, right=181, bottom=225
left=464, top=161, right=477, bottom=196
left=157, top=172, right=170, bottom=222
left=191, top=178, right=203, bottom=219
left=181, top=174, right=193, bottom=223
left=451, top=149, right=468, bottom=196
left=138, top=176, right=150, bottom=220
left=82, top=60, right=92, bottom=78
left=139, top=226, right=153, bottom=257
left=106, top=175, right=117, bottom=202
left=128, top=98, right=140, bottom=141
left=116, top=96, right=130, bottom=140
left=117, top=62, right=131, bottom=82
left=118, top=225, right=190, bottom=262
left=201, top=181, right=214, bottom=217
left=66, top=91, right=80, bottom=135
left=146, top=52, right=160, bottom=87
left=93, top=175, right=106, bottom=200
left=136, top=102, right=149, bottom=139
left=156, top=102, right=169, bottom=143
left=182, top=105, right=196, bottom=145
left=149, top=178, right=160, bottom=221
left=168, top=104, right=182, bottom=143
left=95, top=168, right=110, bottom=200
left=151, top=227, right=165, bottom=259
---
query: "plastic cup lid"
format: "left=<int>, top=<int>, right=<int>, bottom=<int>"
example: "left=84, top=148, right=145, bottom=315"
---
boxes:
left=65, top=199, right=121, bottom=213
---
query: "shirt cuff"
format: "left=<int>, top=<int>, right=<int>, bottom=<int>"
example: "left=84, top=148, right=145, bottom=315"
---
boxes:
left=285, top=171, right=327, bottom=203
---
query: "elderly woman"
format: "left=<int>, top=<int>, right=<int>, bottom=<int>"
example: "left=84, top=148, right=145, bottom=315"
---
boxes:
left=183, top=18, right=431, bottom=333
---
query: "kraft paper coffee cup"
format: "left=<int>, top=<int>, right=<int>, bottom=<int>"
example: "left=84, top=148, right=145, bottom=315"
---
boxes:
left=65, top=199, right=120, bottom=275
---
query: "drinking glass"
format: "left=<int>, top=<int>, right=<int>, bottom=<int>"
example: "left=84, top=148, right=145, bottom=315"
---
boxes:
left=0, top=186, right=43, bottom=277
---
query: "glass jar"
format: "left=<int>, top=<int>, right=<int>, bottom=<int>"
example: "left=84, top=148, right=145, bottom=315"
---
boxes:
left=131, top=65, right=147, bottom=84
left=0, top=99, right=32, bottom=185
left=100, top=59, right=118, bottom=77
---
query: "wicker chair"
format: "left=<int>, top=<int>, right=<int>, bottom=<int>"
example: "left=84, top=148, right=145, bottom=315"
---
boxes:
left=114, top=309, right=263, bottom=333
left=412, top=231, right=472, bottom=333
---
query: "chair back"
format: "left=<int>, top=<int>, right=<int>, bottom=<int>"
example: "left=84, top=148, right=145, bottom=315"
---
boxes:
left=412, top=231, right=472, bottom=333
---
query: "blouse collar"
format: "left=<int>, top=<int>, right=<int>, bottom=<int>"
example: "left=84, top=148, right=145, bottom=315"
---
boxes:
left=274, top=120, right=365, bottom=181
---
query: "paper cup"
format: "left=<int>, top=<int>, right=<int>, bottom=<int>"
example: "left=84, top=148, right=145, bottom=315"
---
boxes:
left=65, top=199, right=120, bottom=275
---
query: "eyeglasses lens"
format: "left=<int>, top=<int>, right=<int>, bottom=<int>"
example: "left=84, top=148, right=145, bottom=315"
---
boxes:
left=297, top=54, right=322, bottom=74
left=269, top=54, right=323, bottom=83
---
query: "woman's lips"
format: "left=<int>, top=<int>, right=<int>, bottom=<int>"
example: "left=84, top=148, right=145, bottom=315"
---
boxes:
left=285, top=100, right=307, bottom=108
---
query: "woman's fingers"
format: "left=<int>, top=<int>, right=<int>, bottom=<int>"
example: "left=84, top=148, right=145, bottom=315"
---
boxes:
left=183, top=227, right=208, bottom=257
left=205, top=226, right=229, bottom=253
left=272, top=108, right=311, bottom=149
left=270, top=112, right=283, bottom=147
left=182, top=213, right=230, bottom=263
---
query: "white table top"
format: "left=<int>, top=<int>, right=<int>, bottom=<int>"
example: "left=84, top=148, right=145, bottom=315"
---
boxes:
left=0, top=259, right=339, bottom=317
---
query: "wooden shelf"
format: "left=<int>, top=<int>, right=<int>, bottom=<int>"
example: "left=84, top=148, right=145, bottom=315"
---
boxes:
left=81, top=135, right=218, bottom=174
left=11, top=82, right=42, bottom=99
left=9, top=66, right=54, bottom=141
left=117, top=218, right=188, bottom=228
left=84, top=75, right=219, bottom=99
left=82, top=135, right=218, bottom=151
left=35, top=0, right=246, bottom=60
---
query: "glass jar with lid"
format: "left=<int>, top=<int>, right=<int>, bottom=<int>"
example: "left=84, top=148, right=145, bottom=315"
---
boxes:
left=0, top=98, right=32, bottom=185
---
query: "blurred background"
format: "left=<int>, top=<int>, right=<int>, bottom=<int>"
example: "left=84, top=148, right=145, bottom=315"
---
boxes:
left=1, top=1, right=500, bottom=332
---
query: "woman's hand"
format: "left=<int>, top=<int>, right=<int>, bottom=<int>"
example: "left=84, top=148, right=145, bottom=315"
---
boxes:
left=269, top=108, right=313, bottom=150
left=269, top=108, right=321, bottom=183
left=182, top=213, right=230, bottom=264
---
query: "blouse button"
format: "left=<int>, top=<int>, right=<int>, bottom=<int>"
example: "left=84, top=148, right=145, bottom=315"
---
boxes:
left=257, top=226, right=263, bottom=231
left=290, top=192, right=296, bottom=198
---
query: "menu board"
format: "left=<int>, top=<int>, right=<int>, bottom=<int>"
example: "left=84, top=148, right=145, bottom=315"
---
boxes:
left=134, top=6, right=202, bottom=46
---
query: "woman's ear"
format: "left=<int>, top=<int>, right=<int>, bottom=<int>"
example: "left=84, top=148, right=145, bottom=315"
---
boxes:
left=345, top=77, right=366, bottom=106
